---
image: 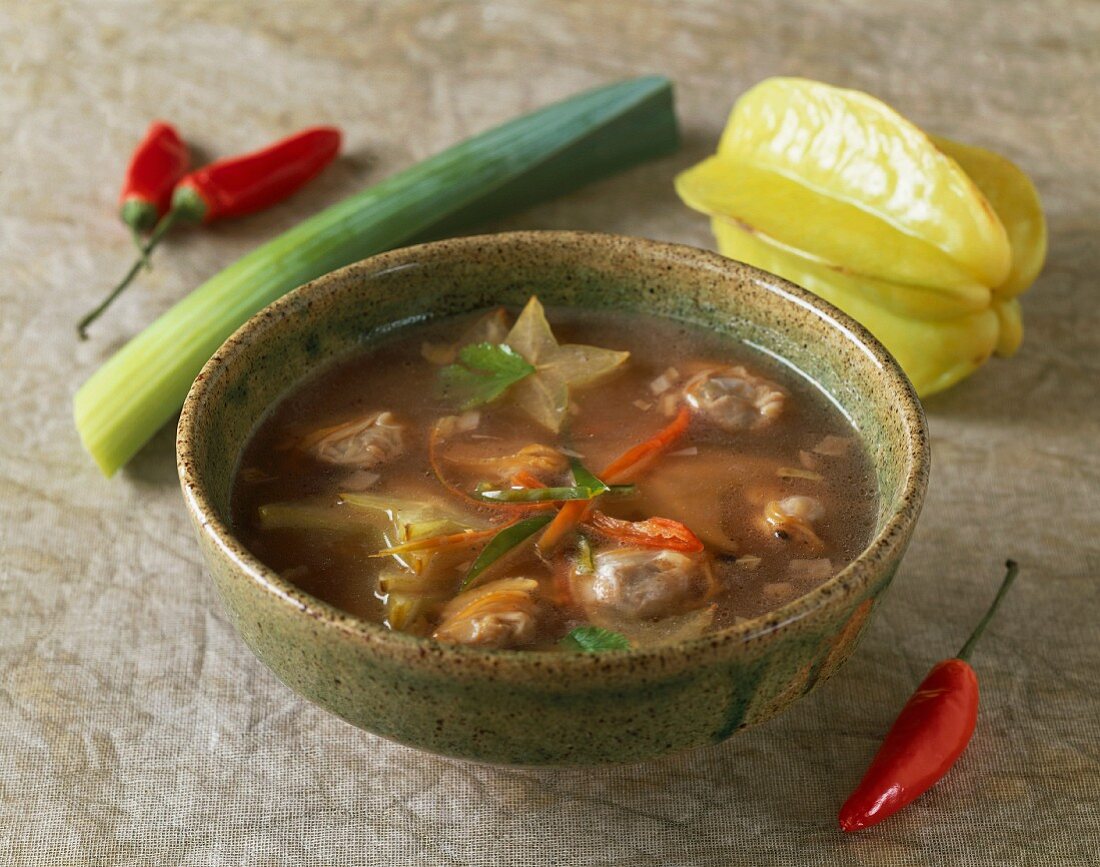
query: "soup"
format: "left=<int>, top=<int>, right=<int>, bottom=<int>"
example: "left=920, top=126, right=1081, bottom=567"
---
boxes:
left=231, top=297, right=876, bottom=651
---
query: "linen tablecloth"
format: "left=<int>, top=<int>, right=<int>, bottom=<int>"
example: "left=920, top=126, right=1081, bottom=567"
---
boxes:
left=2, top=2, right=1097, bottom=863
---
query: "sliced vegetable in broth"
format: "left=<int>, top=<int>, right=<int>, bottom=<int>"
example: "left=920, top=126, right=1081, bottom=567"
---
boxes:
left=231, top=298, right=877, bottom=650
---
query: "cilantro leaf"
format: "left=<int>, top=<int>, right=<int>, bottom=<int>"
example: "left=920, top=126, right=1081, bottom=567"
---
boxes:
left=439, top=342, right=536, bottom=410
left=560, top=625, right=631, bottom=652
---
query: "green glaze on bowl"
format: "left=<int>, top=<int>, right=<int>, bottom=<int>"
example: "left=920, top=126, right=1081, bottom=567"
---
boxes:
left=177, top=231, right=929, bottom=766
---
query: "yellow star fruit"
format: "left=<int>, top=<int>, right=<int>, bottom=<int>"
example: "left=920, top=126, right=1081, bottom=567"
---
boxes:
left=675, top=77, right=1046, bottom=396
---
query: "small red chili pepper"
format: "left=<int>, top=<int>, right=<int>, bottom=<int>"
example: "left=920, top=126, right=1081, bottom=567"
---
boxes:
left=79, top=126, right=341, bottom=339
left=118, top=121, right=190, bottom=245
left=838, top=560, right=1019, bottom=832
left=166, top=125, right=342, bottom=225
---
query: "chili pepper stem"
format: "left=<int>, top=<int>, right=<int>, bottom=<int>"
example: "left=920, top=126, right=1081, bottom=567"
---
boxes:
left=130, top=226, right=154, bottom=269
left=955, top=560, right=1019, bottom=661
left=77, top=208, right=183, bottom=339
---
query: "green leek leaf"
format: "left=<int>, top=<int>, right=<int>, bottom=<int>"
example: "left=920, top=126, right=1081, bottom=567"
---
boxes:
left=569, top=457, right=609, bottom=496
left=463, top=514, right=553, bottom=589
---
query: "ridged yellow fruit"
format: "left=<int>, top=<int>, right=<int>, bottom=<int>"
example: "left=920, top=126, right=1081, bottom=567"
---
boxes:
left=676, top=78, right=1046, bottom=396
left=711, top=218, right=1001, bottom=396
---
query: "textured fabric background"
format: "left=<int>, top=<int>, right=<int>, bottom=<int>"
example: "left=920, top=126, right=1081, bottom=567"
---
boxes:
left=2, top=1, right=1098, bottom=864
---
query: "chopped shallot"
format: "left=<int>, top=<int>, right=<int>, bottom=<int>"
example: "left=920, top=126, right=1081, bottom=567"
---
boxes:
left=455, top=411, right=481, bottom=432
left=421, top=341, right=456, bottom=365
left=813, top=435, right=852, bottom=457
left=762, top=581, right=796, bottom=602
left=658, top=391, right=680, bottom=417
left=788, top=558, right=834, bottom=581
left=778, top=466, right=823, bottom=481
left=648, top=367, right=681, bottom=395
left=633, top=399, right=653, bottom=412
left=736, top=555, right=763, bottom=570
left=435, top=411, right=481, bottom=439
left=342, top=469, right=381, bottom=491
left=281, top=565, right=310, bottom=583
left=239, top=466, right=274, bottom=483
left=669, top=446, right=699, bottom=457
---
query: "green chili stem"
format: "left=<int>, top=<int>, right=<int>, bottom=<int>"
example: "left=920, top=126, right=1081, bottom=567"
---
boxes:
left=956, top=560, right=1020, bottom=662
left=130, top=226, right=154, bottom=268
left=77, top=208, right=184, bottom=339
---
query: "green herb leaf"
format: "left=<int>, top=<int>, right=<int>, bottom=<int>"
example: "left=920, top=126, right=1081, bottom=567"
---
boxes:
left=463, top=514, right=553, bottom=588
left=560, top=626, right=631, bottom=652
left=439, top=342, right=536, bottom=410
left=569, top=457, right=609, bottom=496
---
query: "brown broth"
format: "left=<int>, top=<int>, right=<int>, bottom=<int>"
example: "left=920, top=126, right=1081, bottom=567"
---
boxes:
left=231, top=305, right=877, bottom=650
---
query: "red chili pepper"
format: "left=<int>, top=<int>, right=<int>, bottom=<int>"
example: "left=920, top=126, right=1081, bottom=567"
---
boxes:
left=118, top=121, right=189, bottom=243
left=167, top=126, right=341, bottom=224
left=838, top=560, right=1019, bottom=832
left=79, top=126, right=342, bottom=339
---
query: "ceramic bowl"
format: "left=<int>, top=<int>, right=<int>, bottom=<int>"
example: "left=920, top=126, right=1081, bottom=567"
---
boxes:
left=177, top=230, right=929, bottom=765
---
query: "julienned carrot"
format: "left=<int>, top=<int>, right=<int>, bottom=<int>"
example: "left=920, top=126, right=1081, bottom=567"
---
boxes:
left=538, top=405, right=692, bottom=551
left=510, top=470, right=546, bottom=489
left=601, top=404, right=691, bottom=483
left=538, top=500, right=591, bottom=553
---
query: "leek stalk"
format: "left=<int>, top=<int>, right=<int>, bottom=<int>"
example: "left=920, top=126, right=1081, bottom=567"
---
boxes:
left=75, top=76, right=679, bottom=475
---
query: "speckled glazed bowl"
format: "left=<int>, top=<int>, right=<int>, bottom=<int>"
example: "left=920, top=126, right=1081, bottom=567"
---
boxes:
left=177, top=231, right=928, bottom=766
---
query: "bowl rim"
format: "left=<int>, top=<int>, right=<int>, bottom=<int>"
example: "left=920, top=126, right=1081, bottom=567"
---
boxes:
left=177, top=230, right=929, bottom=676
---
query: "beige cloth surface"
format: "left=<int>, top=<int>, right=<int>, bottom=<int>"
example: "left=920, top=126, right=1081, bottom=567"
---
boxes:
left=2, top=1, right=1098, bottom=864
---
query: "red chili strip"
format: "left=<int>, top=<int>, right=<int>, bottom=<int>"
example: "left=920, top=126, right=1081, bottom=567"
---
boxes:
left=585, top=510, right=704, bottom=553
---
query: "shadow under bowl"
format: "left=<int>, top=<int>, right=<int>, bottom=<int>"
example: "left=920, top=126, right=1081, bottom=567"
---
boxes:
left=177, top=230, right=929, bottom=766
